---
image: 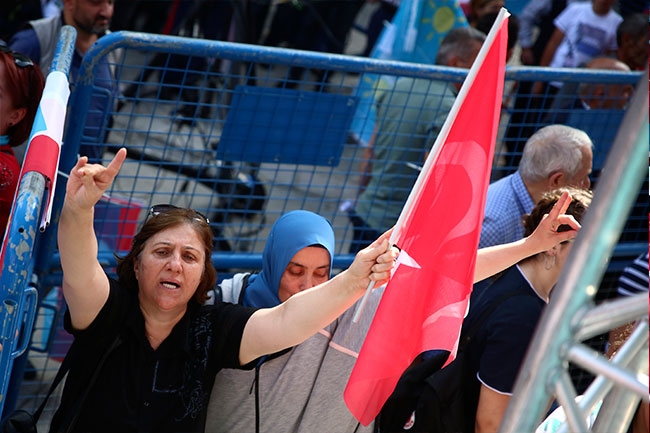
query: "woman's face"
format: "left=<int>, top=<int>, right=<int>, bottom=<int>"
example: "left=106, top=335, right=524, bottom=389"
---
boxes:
left=0, top=60, right=17, bottom=136
left=134, top=223, right=206, bottom=315
left=277, top=246, right=331, bottom=302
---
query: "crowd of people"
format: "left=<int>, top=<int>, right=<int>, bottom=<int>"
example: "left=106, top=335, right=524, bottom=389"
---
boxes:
left=0, top=0, right=646, bottom=432
left=44, top=147, right=588, bottom=432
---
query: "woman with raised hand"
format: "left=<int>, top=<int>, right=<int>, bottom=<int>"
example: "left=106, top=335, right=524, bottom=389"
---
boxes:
left=467, top=187, right=592, bottom=433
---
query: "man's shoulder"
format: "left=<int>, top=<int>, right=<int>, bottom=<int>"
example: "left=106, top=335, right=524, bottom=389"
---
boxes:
left=23, top=14, right=60, bottom=35
left=9, top=14, right=60, bottom=60
left=8, top=26, right=38, bottom=46
left=480, top=174, right=527, bottom=247
left=486, top=174, right=517, bottom=202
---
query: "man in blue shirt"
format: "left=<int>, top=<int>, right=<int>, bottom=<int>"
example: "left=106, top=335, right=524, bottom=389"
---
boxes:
left=479, top=124, right=593, bottom=249
left=9, top=0, right=116, bottom=162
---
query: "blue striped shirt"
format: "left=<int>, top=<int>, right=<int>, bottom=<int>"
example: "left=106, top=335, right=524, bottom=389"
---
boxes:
left=617, top=253, right=649, bottom=297
left=479, top=171, right=535, bottom=248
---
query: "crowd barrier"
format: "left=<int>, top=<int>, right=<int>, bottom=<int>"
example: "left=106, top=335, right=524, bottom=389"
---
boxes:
left=1, top=29, right=646, bottom=430
left=0, top=26, right=76, bottom=419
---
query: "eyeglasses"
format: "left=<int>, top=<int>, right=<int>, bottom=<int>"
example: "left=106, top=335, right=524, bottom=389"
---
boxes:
left=148, top=204, right=210, bottom=224
left=0, top=45, right=34, bottom=69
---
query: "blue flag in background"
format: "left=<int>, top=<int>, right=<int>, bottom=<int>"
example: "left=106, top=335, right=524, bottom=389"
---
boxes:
left=350, top=0, right=468, bottom=146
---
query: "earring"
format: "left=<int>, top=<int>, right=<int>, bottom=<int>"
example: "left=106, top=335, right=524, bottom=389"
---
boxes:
left=544, top=255, right=556, bottom=271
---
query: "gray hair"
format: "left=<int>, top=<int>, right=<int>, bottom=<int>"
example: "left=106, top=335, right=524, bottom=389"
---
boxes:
left=519, top=125, right=593, bottom=183
left=435, top=27, right=487, bottom=66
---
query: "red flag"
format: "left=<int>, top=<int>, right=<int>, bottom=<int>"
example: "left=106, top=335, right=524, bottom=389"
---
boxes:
left=344, top=10, right=509, bottom=426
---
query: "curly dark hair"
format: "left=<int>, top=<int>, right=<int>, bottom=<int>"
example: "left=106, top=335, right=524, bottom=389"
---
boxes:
left=115, top=207, right=216, bottom=304
left=523, top=187, right=593, bottom=239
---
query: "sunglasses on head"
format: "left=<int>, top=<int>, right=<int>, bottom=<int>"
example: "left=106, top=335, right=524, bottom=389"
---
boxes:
left=148, top=204, right=210, bottom=224
left=0, top=45, right=34, bottom=69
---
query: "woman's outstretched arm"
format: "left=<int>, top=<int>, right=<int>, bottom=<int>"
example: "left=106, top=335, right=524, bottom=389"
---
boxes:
left=239, top=230, right=398, bottom=365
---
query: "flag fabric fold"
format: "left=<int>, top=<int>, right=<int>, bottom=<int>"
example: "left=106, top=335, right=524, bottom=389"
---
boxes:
left=344, top=9, right=510, bottom=426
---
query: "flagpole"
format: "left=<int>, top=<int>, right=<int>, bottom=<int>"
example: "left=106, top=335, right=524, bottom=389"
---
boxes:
left=352, top=8, right=510, bottom=323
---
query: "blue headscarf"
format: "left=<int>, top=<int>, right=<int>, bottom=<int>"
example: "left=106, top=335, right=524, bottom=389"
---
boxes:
left=241, top=210, right=335, bottom=308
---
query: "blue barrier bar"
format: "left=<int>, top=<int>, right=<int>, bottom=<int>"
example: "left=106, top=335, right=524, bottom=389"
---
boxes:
left=75, top=31, right=643, bottom=86
left=0, top=174, right=45, bottom=373
left=78, top=31, right=471, bottom=83
left=0, top=25, right=77, bottom=416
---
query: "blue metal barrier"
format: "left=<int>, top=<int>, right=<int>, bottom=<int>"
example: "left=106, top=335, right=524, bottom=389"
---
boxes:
left=7, top=30, right=647, bottom=423
left=34, top=31, right=644, bottom=283
left=0, top=26, right=76, bottom=416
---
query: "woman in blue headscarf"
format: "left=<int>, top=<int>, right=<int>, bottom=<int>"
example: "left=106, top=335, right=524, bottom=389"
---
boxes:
left=206, top=210, right=345, bottom=432
left=208, top=209, right=336, bottom=308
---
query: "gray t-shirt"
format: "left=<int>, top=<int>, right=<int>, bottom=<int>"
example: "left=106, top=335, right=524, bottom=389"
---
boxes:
left=205, top=276, right=383, bottom=432
left=355, top=77, right=457, bottom=231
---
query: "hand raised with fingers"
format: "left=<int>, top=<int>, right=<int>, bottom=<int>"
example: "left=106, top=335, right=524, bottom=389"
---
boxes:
left=528, top=190, right=581, bottom=253
left=65, top=148, right=127, bottom=210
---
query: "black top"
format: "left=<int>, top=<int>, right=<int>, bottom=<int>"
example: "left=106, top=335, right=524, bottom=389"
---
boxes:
left=51, top=277, right=257, bottom=433
left=462, top=266, right=546, bottom=424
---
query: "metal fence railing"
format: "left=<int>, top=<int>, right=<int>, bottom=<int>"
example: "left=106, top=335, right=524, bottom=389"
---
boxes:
left=36, top=31, right=647, bottom=273
left=0, top=25, right=76, bottom=418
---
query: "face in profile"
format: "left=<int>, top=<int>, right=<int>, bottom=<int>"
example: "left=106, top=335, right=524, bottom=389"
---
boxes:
left=565, top=146, right=593, bottom=190
left=278, top=246, right=331, bottom=302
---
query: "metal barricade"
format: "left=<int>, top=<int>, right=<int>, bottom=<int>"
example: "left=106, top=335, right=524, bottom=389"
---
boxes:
left=0, top=26, right=76, bottom=417
left=35, top=31, right=646, bottom=276
left=5, top=29, right=647, bottom=429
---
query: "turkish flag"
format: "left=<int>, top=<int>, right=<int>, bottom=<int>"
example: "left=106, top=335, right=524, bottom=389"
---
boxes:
left=344, top=9, right=509, bottom=426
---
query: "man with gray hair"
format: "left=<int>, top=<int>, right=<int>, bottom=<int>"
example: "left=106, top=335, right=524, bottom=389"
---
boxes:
left=479, top=124, right=593, bottom=248
left=349, top=26, right=487, bottom=253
